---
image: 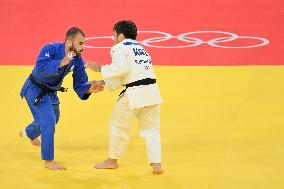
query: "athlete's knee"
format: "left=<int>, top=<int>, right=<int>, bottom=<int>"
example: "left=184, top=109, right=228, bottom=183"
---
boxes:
left=140, top=125, right=160, bottom=138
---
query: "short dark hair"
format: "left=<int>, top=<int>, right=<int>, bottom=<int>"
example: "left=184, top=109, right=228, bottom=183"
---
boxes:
left=65, top=27, right=85, bottom=41
left=113, top=20, right=137, bottom=40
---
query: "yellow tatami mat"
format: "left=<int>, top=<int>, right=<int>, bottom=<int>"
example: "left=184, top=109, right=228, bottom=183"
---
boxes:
left=0, top=66, right=283, bottom=189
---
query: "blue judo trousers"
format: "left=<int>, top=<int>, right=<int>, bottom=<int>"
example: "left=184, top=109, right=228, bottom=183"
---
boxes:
left=20, top=42, right=91, bottom=160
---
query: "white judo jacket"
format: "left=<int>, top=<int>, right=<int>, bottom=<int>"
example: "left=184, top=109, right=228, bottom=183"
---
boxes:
left=101, top=39, right=163, bottom=109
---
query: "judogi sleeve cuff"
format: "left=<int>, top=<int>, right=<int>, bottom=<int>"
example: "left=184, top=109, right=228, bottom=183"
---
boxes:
left=77, top=83, right=92, bottom=100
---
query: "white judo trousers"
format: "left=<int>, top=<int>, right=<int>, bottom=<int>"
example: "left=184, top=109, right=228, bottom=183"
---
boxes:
left=108, top=94, right=161, bottom=163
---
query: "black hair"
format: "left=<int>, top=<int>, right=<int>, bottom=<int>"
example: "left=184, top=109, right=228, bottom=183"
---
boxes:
left=65, top=27, right=85, bottom=41
left=113, top=20, right=137, bottom=40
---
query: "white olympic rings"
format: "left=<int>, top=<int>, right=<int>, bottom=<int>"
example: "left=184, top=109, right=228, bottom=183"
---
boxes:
left=85, top=30, right=269, bottom=49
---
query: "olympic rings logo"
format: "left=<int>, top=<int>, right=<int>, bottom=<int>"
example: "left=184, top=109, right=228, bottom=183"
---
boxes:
left=85, top=30, right=269, bottom=49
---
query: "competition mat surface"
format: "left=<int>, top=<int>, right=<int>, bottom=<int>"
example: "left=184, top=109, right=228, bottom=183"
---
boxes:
left=0, top=0, right=283, bottom=189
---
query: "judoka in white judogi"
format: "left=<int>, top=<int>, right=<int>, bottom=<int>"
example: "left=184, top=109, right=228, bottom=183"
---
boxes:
left=102, top=39, right=163, bottom=163
left=86, top=21, right=163, bottom=173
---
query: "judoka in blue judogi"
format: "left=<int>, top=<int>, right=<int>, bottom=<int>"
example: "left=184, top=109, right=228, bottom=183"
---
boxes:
left=19, top=27, right=104, bottom=170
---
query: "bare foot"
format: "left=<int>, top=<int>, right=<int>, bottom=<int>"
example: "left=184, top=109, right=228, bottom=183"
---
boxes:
left=44, top=160, right=66, bottom=170
left=150, top=163, right=164, bottom=174
left=19, top=131, right=41, bottom=146
left=95, top=159, right=118, bottom=169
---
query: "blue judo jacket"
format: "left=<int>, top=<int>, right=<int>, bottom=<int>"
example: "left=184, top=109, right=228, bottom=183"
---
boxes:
left=20, top=42, right=92, bottom=104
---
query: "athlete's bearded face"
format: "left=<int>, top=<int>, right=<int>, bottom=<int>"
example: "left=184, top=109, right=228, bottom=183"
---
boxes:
left=68, top=33, right=85, bottom=56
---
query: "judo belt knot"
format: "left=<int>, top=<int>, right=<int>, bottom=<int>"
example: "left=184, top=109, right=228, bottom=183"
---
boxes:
left=29, top=74, right=68, bottom=106
left=118, top=78, right=156, bottom=99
